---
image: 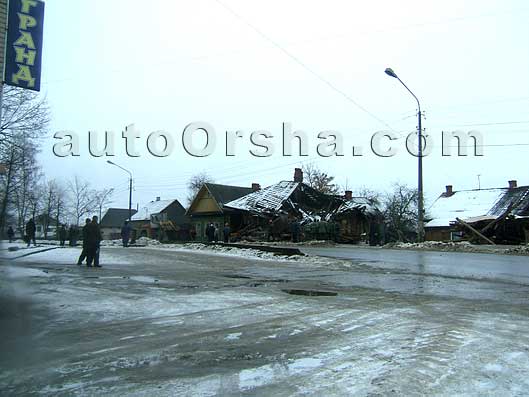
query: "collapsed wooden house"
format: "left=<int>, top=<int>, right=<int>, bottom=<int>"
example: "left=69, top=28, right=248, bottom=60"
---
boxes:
left=224, top=169, right=378, bottom=243
left=425, top=181, right=529, bottom=244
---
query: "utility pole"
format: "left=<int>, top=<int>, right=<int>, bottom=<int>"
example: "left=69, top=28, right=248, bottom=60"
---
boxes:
left=417, top=108, right=424, bottom=242
left=385, top=68, right=425, bottom=242
left=107, top=161, right=133, bottom=221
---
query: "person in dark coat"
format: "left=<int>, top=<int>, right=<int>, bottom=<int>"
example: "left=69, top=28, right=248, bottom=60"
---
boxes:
left=205, top=222, right=215, bottom=242
left=7, top=226, right=14, bottom=243
left=85, top=216, right=102, bottom=267
left=68, top=225, right=78, bottom=246
left=59, top=224, right=67, bottom=246
left=223, top=223, right=230, bottom=243
left=121, top=221, right=132, bottom=247
left=77, top=218, right=91, bottom=265
left=25, top=218, right=36, bottom=247
left=290, top=219, right=300, bottom=243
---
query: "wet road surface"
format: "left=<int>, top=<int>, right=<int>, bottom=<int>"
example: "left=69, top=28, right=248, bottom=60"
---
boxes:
left=1, top=246, right=529, bottom=396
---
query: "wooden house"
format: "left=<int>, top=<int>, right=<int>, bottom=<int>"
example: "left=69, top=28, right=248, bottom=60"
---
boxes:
left=425, top=181, right=529, bottom=244
left=131, top=197, right=189, bottom=241
left=186, top=183, right=254, bottom=241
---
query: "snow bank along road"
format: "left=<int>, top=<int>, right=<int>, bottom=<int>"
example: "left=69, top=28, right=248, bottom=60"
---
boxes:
left=1, top=245, right=529, bottom=396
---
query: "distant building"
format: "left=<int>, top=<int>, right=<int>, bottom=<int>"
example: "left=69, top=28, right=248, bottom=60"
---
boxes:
left=426, top=180, right=529, bottom=243
left=131, top=197, right=189, bottom=241
left=34, top=214, right=59, bottom=239
left=100, top=208, right=137, bottom=240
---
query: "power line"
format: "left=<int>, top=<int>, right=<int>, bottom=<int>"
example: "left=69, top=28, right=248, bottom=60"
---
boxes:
left=213, top=0, right=397, bottom=133
left=444, top=120, right=529, bottom=127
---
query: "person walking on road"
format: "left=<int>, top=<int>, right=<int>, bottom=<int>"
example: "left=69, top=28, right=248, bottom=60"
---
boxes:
left=121, top=221, right=132, bottom=247
left=25, top=218, right=36, bottom=247
left=77, top=218, right=91, bottom=265
left=223, top=223, right=230, bottom=243
left=7, top=226, right=14, bottom=243
left=69, top=224, right=78, bottom=246
left=59, top=224, right=67, bottom=246
left=85, top=216, right=102, bottom=268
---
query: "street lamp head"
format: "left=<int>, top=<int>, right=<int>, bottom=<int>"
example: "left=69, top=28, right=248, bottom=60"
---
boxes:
left=106, top=160, right=115, bottom=165
left=385, top=68, right=398, bottom=78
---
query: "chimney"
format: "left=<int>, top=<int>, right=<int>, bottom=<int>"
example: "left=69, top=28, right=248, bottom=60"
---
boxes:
left=345, top=190, right=352, bottom=200
left=508, top=180, right=517, bottom=189
left=156, top=196, right=161, bottom=201
left=445, top=185, right=453, bottom=197
left=251, top=183, right=261, bottom=191
left=293, top=168, right=303, bottom=183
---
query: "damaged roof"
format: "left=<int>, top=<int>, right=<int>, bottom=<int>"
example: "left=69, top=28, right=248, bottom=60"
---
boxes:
left=225, top=181, right=375, bottom=222
left=426, top=186, right=529, bottom=227
left=334, top=197, right=378, bottom=216
left=225, top=181, right=300, bottom=214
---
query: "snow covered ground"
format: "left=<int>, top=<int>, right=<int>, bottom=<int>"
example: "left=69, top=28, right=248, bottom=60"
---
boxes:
left=387, top=240, right=529, bottom=255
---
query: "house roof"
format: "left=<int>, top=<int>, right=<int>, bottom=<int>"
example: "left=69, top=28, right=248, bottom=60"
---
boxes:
left=335, top=197, right=378, bottom=216
left=131, top=199, right=177, bottom=221
left=101, top=208, right=137, bottom=227
left=225, top=181, right=300, bottom=213
left=225, top=181, right=375, bottom=222
left=425, top=186, right=529, bottom=227
left=204, top=183, right=254, bottom=208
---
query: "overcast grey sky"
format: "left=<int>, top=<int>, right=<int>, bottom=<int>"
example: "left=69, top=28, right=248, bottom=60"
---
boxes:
left=39, top=0, right=529, bottom=209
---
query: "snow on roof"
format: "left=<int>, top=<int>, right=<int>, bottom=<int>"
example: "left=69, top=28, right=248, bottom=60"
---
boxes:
left=131, top=199, right=175, bottom=221
left=425, top=188, right=505, bottom=227
left=225, top=181, right=299, bottom=213
left=335, top=197, right=378, bottom=215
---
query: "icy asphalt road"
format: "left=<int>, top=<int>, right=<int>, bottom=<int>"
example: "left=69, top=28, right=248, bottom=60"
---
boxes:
left=301, top=246, right=529, bottom=286
left=1, top=245, right=529, bottom=396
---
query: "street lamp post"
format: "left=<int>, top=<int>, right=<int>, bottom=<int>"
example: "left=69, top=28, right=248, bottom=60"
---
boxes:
left=107, top=160, right=133, bottom=222
left=385, top=68, right=425, bottom=242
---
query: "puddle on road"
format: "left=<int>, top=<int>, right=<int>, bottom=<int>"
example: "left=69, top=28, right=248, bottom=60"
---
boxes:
left=282, top=289, right=338, bottom=297
left=129, top=276, right=160, bottom=284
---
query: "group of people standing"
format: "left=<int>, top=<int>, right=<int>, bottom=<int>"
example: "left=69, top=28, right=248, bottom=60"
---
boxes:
left=77, top=216, right=102, bottom=267
left=58, top=224, right=81, bottom=247
left=205, top=222, right=231, bottom=243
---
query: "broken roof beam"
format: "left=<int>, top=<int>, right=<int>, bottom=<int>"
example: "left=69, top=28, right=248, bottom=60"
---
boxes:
left=480, top=202, right=515, bottom=235
left=455, top=217, right=496, bottom=245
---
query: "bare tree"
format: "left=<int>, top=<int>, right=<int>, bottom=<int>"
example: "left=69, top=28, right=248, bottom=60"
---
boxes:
left=68, top=176, right=97, bottom=225
left=383, top=183, right=418, bottom=243
left=41, top=179, right=67, bottom=239
left=54, top=183, right=68, bottom=232
left=302, top=163, right=340, bottom=195
left=0, top=86, right=50, bottom=153
left=94, top=188, right=114, bottom=220
left=186, top=172, right=214, bottom=206
left=0, top=86, right=50, bottom=236
left=354, top=186, right=382, bottom=207
left=8, top=137, right=43, bottom=232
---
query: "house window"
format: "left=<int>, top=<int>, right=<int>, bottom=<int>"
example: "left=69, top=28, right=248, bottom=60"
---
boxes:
left=450, top=231, right=463, bottom=241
